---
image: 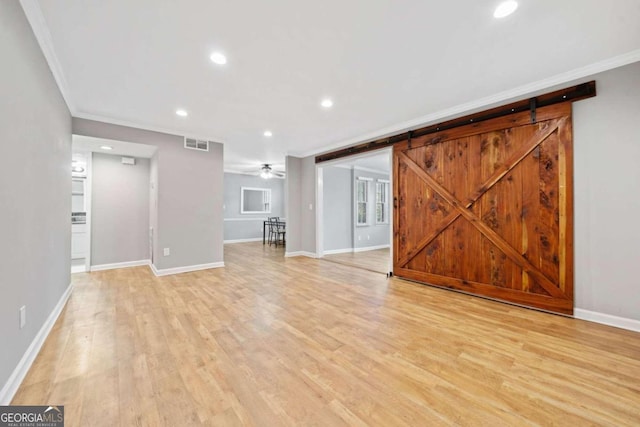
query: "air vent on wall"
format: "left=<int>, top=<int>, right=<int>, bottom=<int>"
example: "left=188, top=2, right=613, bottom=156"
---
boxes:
left=184, top=137, right=209, bottom=152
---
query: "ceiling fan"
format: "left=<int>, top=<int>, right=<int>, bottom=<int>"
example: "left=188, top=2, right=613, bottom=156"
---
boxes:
left=256, top=164, right=285, bottom=179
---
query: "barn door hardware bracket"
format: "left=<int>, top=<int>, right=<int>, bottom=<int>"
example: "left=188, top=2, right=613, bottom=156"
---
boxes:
left=529, top=97, right=538, bottom=123
left=407, top=130, right=413, bottom=149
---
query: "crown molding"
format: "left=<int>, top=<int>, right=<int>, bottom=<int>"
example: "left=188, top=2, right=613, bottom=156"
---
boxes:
left=20, top=0, right=76, bottom=113
left=291, top=49, right=640, bottom=159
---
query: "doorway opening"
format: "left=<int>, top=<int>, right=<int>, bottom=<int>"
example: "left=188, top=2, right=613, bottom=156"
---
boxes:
left=316, top=148, right=392, bottom=275
left=221, top=165, right=287, bottom=259
left=71, top=152, right=90, bottom=273
left=71, top=135, right=157, bottom=274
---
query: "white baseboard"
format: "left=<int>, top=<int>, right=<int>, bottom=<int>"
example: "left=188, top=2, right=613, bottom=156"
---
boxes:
left=0, top=282, right=73, bottom=405
left=354, top=244, right=390, bottom=253
left=150, top=261, right=225, bottom=277
left=223, top=238, right=263, bottom=244
left=574, top=308, right=640, bottom=333
left=90, top=259, right=150, bottom=272
left=323, top=248, right=354, bottom=255
left=284, top=251, right=317, bottom=258
left=322, top=245, right=390, bottom=256
left=71, top=265, right=86, bottom=274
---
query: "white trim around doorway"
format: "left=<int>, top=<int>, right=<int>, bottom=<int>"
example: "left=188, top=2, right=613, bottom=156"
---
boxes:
left=315, top=148, right=394, bottom=275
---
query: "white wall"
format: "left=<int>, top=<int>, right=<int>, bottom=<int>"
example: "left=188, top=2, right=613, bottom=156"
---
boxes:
left=91, top=153, right=150, bottom=266
left=0, top=1, right=71, bottom=399
left=573, top=61, right=640, bottom=322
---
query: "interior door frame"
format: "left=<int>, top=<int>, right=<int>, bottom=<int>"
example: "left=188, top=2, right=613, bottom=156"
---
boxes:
left=315, top=147, right=394, bottom=271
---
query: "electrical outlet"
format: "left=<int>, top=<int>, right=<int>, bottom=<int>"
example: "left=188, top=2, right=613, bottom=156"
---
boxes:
left=358, top=236, right=361, bottom=241
left=19, top=306, right=26, bottom=329
left=163, top=248, right=170, bottom=256
left=367, top=235, right=370, bottom=240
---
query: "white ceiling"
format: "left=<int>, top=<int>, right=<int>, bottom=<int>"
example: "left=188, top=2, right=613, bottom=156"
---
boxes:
left=25, top=0, right=640, bottom=172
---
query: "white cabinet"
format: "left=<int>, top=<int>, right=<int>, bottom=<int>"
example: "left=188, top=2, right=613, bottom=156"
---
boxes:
left=71, top=179, right=84, bottom=194
left=71, top=179, right=85, bottom=212
left=71, top=224, right=88, bottom=259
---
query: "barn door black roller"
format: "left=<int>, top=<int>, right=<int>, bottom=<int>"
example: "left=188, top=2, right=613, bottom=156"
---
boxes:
left=530, top=97, right=538, bottom=124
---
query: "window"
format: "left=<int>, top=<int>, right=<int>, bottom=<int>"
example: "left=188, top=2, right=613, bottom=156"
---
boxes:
left=376, top=180, right=389, bottom=224
left=356, top=178, right=369, bottom=225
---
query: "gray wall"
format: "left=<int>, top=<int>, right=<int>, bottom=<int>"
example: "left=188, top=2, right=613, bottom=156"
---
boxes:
left=285, top=155, right=323, bottom=255
left=322, top=166, right=390, bottom=252
left=91, top=153, right=150, bottom=265
left=285, top=156, right=302, bottom=253
left=353, top=170, right=391, bottom=249
left=573, top=61, right=640, bottom=321
left=73, top=118, right=224, bottom=270
left=0, top=1, right=71, bottom=395
left=301, top=156, right=317, bottom=253
left=149, top=153, right=159, bottom=263
left=322, top=167, right=353, bottom=251
left=223, top=173, right=284, bottom=241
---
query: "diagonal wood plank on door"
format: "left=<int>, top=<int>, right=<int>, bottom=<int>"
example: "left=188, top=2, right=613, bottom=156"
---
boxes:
left=396, top=119, right=563, bottom=269
left=398, top=151, right=566, bottom=299
left=393, top=103, right=574, bottom=314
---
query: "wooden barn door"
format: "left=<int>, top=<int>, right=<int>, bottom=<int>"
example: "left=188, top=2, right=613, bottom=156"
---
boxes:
left=393, top=103, right=573, bottom=314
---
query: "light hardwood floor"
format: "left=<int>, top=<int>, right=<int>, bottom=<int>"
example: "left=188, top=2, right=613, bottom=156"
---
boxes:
left=322, top=248, right=390, bottom=275
left=13, top=242, right=640, bottom=426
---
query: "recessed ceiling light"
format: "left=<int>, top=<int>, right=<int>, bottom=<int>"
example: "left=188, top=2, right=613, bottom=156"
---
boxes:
left=263, top=130, right=273, bottom=137
left=176, top=109, right=188, bottom=117
left=100, top=145, right=113, bottom=151
left=321, top=98, right=334, bottom=108
left=494, top=1, right=518, bottom=18
left=210, top=52, right=227, bottom=65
